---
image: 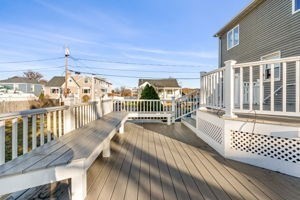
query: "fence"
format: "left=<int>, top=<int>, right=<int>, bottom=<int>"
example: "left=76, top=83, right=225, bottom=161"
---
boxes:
left=201, top=56, right=300, bottom=117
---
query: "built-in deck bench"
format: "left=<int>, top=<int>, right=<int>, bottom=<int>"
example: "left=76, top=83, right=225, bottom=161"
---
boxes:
left=0, top=112, right=128, bottom=200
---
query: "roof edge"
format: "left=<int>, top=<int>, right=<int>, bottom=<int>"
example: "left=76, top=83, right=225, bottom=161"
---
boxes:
left=214, top=0, right=265, bottom=37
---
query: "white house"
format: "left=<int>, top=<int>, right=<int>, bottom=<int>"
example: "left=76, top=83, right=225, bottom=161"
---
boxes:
left=138, top=78, right=182, bottom=100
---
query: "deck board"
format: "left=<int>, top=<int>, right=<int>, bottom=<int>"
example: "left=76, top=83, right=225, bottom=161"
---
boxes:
left=7, top=122, right=300, bottom=200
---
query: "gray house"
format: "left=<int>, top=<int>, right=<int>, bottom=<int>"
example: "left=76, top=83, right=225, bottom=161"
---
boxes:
left=214, top=0, right=300, bottom=111
left=0, top=76, right=44, bottom=96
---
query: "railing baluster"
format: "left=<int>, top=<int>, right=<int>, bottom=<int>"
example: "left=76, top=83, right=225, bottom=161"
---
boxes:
left=58, top=110, right=62, bottom=137
left=32, top=115, right=37, bottom=149
left=40, top=114, right=44, bottom=145
left=240, top=67, right=244, bottom=110
left=249, top=66, right=253, bottom=111
left=12, top=118, right=18, bottom=159
left=259, top=65, right=264, bottom=111
left=296, top=60, right=300, bottom=113
left=53, top=111, right=57, bottom=138
left=0, top=121, right=5, bottom=164
left=23, top=116, right=28, bottom=154
left=282, top=62, right=287, bottom=112
left=47, top=112, right=51, bottom=142
left=270, top=63, right=275, bottom=112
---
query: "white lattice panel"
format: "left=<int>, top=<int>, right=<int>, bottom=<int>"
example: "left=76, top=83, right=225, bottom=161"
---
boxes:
left=198, top=118, right=223, bottom=144
left=231, top=131, right=300, bottom=163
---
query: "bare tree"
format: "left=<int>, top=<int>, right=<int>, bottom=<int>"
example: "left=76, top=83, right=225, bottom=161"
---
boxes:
left=23, top=70, right=43, bottom=81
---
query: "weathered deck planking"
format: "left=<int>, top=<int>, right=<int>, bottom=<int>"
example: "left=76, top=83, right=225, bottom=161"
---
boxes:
left=5, top=122, right=300, bottom=200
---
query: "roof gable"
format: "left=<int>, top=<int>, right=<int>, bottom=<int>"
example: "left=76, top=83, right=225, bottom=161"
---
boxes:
left=45, top=76, right=65, bottom=87
left=138, top=79, right=180, bottom=88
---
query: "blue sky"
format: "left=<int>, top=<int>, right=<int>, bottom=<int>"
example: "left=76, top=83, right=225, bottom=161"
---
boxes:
left=0, top=0, right=251, bottom=88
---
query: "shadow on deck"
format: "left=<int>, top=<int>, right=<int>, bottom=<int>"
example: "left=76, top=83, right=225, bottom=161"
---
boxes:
left=7, top=122, right=300, bottom=200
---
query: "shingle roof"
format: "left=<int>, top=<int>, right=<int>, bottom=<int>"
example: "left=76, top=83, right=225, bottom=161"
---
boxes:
left=45, top=76, right=65, bottom=87
left=138, top=78, right=180, bottom=88
left=0, top=76, right=40, bottom=84
left=214, top=0, right=265, bottom=37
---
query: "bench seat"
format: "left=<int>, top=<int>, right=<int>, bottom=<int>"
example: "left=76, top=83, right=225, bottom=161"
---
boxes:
left=0, top=112, right=128, bottom=200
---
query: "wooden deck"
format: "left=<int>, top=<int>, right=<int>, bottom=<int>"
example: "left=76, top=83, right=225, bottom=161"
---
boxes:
left=7, top=122, right=300, bottom=200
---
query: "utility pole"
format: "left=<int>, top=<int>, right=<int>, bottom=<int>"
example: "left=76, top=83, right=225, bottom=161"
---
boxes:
left=64, top=47, right=70, bottom=98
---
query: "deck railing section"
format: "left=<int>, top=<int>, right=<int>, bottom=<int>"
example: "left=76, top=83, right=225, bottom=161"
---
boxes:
left=201, top=56, right=300, bottom=117
left=0, top=100, right=99, bottom=165
left=175, top=90, right=201, bottom=120
left=113, top=99, right=172, bottom=112
left=113, top=91, right=201, bottom=121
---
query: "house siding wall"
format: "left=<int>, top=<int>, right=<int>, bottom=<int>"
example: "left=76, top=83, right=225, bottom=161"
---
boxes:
left=220, top=0, right=300, bottom=66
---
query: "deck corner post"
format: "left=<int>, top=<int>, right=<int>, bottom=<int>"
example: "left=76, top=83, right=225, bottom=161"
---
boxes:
left=103, top=140, right=111, bottom=157
left=171, top=97, right=176, bottom=123
left=223, top=60, right=238, bottom=119
left=64, top=97, right=75, bottom=134
left=71, top=170, right=87, bottom=200
left=200, top=71, right=207, bottom=107
left=96, top=97, right=103, bottom=118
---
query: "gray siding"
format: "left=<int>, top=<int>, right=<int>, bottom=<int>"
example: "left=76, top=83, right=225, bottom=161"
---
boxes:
left=220, top=0, right=300, bottom=65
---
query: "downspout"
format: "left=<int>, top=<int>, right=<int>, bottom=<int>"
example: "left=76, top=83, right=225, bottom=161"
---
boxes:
left=219, top=37, right=222, bottom=68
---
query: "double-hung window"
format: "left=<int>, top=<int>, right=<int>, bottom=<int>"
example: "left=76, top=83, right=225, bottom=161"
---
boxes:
left=227, top=25, right=239, bottom=50
left=293, top=0, right=300, bottom=13
left=261, top=52, right=281, bottom=82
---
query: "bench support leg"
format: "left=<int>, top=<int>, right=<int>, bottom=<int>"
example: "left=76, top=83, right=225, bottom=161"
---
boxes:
left=71, top=171, right=87, bottom=200
left=119, top=123, right=125, bottom=134
left=167, top=117, right=171, bottom=125
left=103, top=140, right=111, bottom=157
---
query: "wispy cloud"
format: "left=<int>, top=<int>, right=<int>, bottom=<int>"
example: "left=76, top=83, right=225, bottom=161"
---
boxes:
left=34, top=0, right=140, bottom=38
left=109, top=43, right=217, bottom=59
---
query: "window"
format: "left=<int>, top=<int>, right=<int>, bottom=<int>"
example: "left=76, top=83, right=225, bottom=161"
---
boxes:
left=167, top=90, right=173, bottom=95
left=261, top=52, right=281, bottom=82
left=84, top=78, right=88, bottom=83
left=51, top=88, right=60, bottom=94
left=82, top=88, right=91, bottom=94
left=293, top=0, right=300, bottom=13
left=227, top=25, right=239, bottom=50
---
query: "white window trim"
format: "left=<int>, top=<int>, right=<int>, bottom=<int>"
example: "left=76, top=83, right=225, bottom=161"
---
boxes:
left=261, top=51, right=281, bottom=82
left=293, top=0, right=300, bottom=14
left=227, top=25, right=239, bottom=50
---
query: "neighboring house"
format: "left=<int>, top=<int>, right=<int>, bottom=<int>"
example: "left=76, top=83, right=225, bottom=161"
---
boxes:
left=44, top=75, right=113, bottom=101
left=214, top=0, right=300, bottom=108
left=73, top=75, right=113, bottom=99
left=44, top=76, right=80, bottom=100
left=138, top=78, right=182, bottom=100
left=0, top=76, right=44, bottom=96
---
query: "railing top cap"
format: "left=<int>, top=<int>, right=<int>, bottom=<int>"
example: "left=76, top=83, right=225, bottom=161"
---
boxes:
left=0, top=105, right=69, bottom=121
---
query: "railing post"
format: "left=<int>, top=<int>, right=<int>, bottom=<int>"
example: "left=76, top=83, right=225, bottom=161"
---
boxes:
left=223, top=60, right=237, bottom=118
left=171, top=97, right=176, bottom=123
left=96, top=97, right=102, bottom=118
left=64, top=97, right=75, bottom=134
left=200, top=71, right=207, bottom=111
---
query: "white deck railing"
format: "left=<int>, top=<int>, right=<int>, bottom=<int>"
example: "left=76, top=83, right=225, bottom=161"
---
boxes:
left=113, top=90, right=201, bottom=121
left=0, top=100, right=99, bottom=165
left=201, top=56, right=300, bottom=117
left=113, top=99, right=172, bottom=112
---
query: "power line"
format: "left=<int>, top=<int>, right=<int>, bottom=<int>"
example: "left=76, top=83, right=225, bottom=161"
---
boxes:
left=69, top=64, right=199, bottom=74
left=70, top=56, right=208, bottom=68
left=68, top=68, right=201, bottom=80
left=0, top=66, right=64, bottom=73
left=0, top=57, right=64, bottom=64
